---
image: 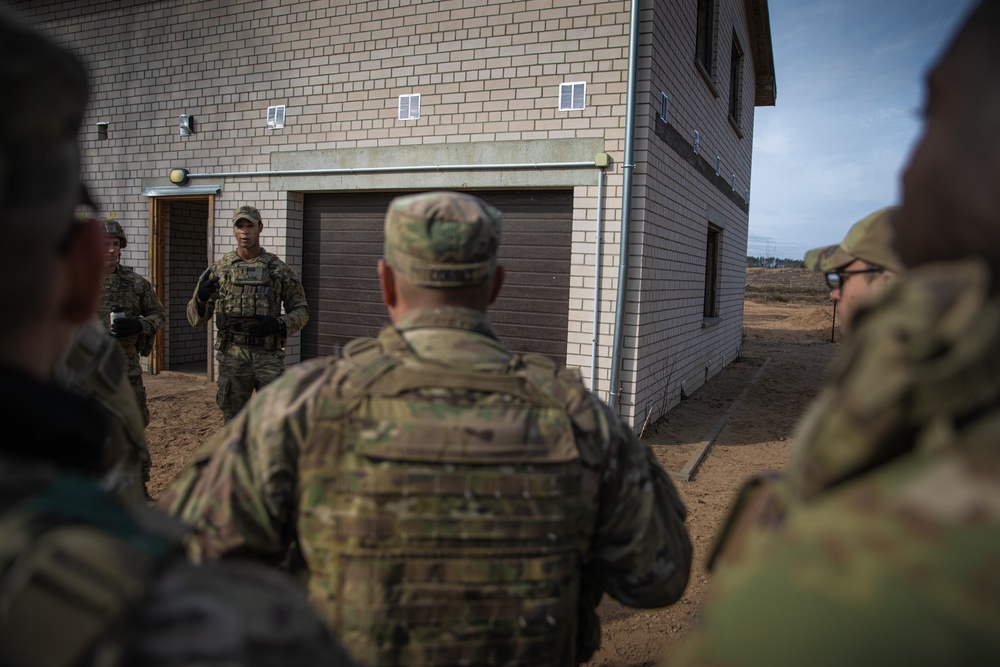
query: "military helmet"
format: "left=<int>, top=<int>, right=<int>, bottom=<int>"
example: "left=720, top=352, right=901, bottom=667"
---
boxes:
left=103, top=213, right=127, bottom=248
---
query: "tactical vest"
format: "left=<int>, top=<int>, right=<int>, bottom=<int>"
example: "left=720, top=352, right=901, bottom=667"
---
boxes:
left=0, top=475, right=177, bottom=667
left=215, top=252, right=281, bottom=349
left=297, top=327, right=599, bottom=667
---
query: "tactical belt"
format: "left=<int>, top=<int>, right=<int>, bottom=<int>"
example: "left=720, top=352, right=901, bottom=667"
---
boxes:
left=226, top=331, right=267, bottom=347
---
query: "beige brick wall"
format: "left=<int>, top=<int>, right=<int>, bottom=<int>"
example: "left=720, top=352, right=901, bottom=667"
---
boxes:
left=15, top=0, right=764, bottom=428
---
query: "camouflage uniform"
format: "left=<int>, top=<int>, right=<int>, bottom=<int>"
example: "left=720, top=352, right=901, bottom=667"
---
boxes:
left=0, top=8, right=356, bottom=665
left=664, top=259, right=1000, bottom=666
left=0, top=371, right=358, bottom=667
left=187, top=247, right=309, bottom=422
left=53, top=317, right=151, bottom=502
left=99, top=261, right=164, bottom=427
left=161, top=191, right=692, bottom=667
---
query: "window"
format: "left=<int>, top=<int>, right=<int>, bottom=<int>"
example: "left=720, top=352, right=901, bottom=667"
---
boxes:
left=266, top=105, right=286, bottom=129
left=704, top=225, right=721, bottom=318
left=729, top=35, right=744, bottom=128
left=398, top=94, right=420, bottom=121
left=559, top=82, right=586, bottom=111
left=696, top=0, right=717, bottom=76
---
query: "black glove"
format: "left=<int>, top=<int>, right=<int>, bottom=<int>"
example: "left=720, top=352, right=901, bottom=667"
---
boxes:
left=196, top=269, right=220, bottom=303
left=245, top=316, right=281, bottom=338
left=110, top=317, right=144, bottom=338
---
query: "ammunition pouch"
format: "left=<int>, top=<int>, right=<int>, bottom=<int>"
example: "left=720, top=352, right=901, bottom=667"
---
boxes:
left=135, top=330, right=155, bottom=357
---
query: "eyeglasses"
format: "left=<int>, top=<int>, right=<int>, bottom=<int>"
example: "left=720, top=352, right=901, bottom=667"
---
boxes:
left=825, top=268, right=884, bottom=291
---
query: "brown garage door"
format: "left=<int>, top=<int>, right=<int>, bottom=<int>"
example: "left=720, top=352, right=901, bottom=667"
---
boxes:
left=301, top=190, right=572, bottom=367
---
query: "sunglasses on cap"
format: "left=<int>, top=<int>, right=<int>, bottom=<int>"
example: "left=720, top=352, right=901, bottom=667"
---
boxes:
left=825, top=267, right=884, bottom=291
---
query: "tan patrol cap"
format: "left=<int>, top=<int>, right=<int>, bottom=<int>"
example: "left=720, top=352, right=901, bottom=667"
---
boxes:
left=384, top=191, right=501, bottom=287
left=232, top=205, right=262, bottom=225
left=803, top=206, right=903, bottom=274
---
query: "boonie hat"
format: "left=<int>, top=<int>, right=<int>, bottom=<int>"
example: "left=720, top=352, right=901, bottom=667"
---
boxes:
left=384, top=191, right=501, bottom=287
left=232, top=205, right=262, bottom=226
left=804, top=206, right=903, bottom=274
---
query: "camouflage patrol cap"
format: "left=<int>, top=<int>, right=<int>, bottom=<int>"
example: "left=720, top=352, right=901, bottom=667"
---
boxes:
left=804, top=207, right=904, bottom=274
left=384, top=191, right=502, bottom=287
left=0, top=10, right=88, bottom=215
left=232, top=205, right=262, bottom=226
left=103, top=217, right=127, bottom=248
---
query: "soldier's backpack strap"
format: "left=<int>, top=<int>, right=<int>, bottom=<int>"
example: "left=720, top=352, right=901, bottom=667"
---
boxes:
left=0, top=475, right=178, bottom=667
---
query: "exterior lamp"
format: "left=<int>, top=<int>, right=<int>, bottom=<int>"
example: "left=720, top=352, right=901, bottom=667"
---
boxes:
left=169, top=168, right=190, bottom=186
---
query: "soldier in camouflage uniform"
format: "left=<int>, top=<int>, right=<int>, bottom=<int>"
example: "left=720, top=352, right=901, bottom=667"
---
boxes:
left=187, top=204, right=309, bottom=421
left=160, top=190, right=693, bottom=666
left=664, top=3, right=1000, bottom=664
left=53, top=317, right=151, bottom=502
left=99, top=216, right=164, bottom=427
left=803, top=206, right=902, bottom=338
left=0, top=10, right=356, bottom=666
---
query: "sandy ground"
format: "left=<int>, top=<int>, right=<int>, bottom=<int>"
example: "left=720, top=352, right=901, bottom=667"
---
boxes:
left=144, top=270, right=838, bottom=666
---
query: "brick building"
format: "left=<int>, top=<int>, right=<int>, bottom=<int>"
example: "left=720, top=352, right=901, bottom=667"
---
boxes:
left=14, top=0, right=775, bottom=429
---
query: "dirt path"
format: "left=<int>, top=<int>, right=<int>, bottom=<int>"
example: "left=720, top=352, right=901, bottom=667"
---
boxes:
left=589, top=299, right=838, bottom=665
left=144, top=275, right=838, bottom=666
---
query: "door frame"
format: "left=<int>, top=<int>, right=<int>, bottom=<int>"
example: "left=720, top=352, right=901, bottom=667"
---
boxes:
left=149, top=194, right=216, bottom=380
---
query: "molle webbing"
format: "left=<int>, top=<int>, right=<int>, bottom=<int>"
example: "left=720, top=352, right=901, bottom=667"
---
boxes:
left=332, top=466, right=577, bottom=498
left=298, top=329, right=588, bottom=666
left=217, top=252, right=278, bottom=321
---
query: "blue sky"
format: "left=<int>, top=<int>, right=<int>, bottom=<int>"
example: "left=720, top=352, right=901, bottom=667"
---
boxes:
left=746, top=0, right=979, bottom=260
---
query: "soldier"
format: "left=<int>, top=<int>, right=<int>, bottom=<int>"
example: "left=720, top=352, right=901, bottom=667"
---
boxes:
left=803, top=206, right=903, bottom=337
left=664, top=2, right=1000, bottom=664
left=0, top=9, right=356, bottom=666
left=160, top=191, right=693, bottom=666
left=187, top=204, right=309, bottom=421
left=98, top=213, right=164, bottom=426
left=53, top=316, right=151, bottom=503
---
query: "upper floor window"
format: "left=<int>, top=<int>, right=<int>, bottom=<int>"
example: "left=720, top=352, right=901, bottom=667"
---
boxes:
left=398, top=94, right=420, bottom=121
left=729, top=35, right=744, bottom=130
left=696, top=0, right=717, bottom=77
left=559, top=82, right=586, bottom=111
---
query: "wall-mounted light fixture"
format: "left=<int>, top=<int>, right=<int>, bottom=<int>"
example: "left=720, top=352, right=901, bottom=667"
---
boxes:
left=96, top=121, right=109, bottom=140
left=715, top=156, right=721, bottom=176
left=179, top=114, right=194, bottom=136
left=693, top=130, right=700, bottom=155
left=168, top=168, right=190, bottom=186
left=660, top=92, right=669, bottom=123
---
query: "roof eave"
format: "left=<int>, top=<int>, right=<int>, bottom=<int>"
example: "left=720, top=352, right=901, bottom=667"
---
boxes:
left=745, top=0, right=777, bottom=106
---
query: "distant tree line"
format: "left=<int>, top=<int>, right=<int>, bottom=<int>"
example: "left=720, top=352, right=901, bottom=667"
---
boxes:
left=746, top=256, right=806, bottom=268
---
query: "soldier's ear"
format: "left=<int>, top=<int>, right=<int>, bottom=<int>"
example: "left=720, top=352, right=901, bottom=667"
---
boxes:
left=377, top=259, right=398, bottom=308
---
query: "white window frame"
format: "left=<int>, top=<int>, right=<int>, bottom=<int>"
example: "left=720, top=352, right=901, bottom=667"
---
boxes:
left=266, top=105, right=286, bottom=129
left=398, top=94, right=420, bottom=121
left=559, top=82, right=586, bottom=111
